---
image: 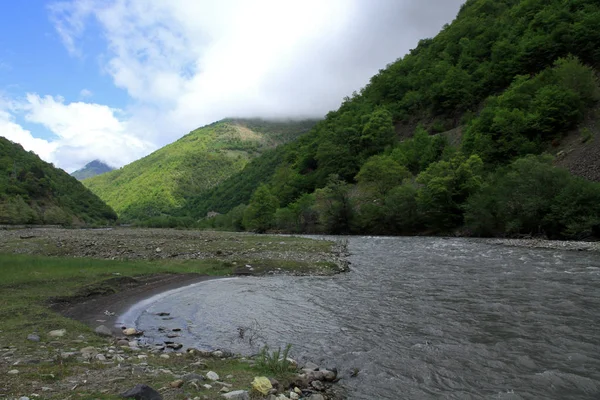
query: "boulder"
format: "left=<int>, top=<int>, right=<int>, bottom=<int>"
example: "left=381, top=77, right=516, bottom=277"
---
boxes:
left=48, top=329, right=66, bottom=337
left=120, top=384, right=162, bottom=400
left=182, top=373, right=205, bottom=382
left=221, top=390, right=249, bottom=400
left=123, top=328, right=142, bottom=336
left=169, top=380, right=184, bottom=388
left=206, top=371, right=219, bottom=381
left=27, top=334, right=40, bottom=342
left=95, top=325, right=113, bottom=337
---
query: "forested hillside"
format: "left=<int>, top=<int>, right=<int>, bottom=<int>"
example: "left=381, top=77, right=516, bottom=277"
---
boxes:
left=71, top=160, right=114, bottom=180
left=0, top=137, right=117, bottom=225
left=188, top=0, right=600, bottom=239
left=83, top=119, right=316, bottom=222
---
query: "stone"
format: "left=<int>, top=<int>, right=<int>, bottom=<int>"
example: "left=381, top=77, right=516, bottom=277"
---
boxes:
left=96, top=354, right=107, bottom=361
left=206, top=371, right=219, bottom=381
left=7, top=369, right=19, bottom=374
left=303, top=361, right=319, bottom=370
left=289, top=392, right=299, bottom=400
left=183, top=373, right=205, bottom=382
left=27, top=334, right=40, bottom=342
left=19, top=397, right=30, bottom=400
left=321, top=368, right=337, bottom=381
left=159, top=354, right=170, bottom=359
left=117, top=339, right=129, bottom=346
left=203, top=384, right=213, bottom=390
left=48, top=329, right=66, bottom=337
left=170, top=380, right=184, bottom=388
left=95, top=325, right=113, bottom=336
left=310, top=380, right=325, bottom=391
left=120, top=384, right=163, bottom=400
left=123, top=328, right=141, bottom=336
left=212, top=350, right=223, bottom=357
left=166, top=333, right=179, bottom=338
left=221, top=390, right=249, bottom=400
left=309, top=395, right=325, bottom=400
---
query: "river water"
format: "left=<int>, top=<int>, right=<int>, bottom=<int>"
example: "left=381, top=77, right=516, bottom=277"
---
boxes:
left=130, top=237, right=600, bottom=399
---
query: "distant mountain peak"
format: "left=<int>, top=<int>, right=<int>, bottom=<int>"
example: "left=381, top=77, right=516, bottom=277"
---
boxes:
left=72, top=160, right=114, bottom=180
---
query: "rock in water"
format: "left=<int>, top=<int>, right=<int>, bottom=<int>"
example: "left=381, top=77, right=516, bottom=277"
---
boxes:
left=120, top=384, right=163, bottom=400
left=221, top=390, right=249, bottom=400
left=123, top=328, right=141, bottom=336
left=95, top=325, right=112, bottom=336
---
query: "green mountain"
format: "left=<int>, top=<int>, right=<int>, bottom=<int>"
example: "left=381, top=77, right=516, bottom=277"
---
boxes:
left=0, top=137, right=118, bottom=225
left=71, top=160, right=114, bottom=180
left=184, top=0, right=600, bottom=239
left=83, top=118, right=317, bottom=221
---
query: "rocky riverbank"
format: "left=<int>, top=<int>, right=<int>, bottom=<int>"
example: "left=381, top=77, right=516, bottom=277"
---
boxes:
left=0, top=228, right=349, bottom=399
left=483, top=237, right=600, bottom=251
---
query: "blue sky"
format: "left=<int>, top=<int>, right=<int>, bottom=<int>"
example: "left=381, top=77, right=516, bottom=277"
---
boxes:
left=0, top=0, right=464, bottom=172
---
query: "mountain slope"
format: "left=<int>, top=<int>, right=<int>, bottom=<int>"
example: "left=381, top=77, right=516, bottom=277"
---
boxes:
left=72, top=160, right=114, bottom=180
left=0, top=137, right=117, bottom=225
left=83, top=118, right=317, bottom=221
left=186, top=0, right=600, bottom=238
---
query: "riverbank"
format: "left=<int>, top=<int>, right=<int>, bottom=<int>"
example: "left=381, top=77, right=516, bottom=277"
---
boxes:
left=0, top=228, right=348, bottom=399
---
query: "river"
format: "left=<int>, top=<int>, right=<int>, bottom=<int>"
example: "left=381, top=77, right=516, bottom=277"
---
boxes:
left=128, top=237, right=600, bottom=399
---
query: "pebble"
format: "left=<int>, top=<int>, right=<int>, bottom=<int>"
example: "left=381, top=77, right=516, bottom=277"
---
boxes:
left=159, top=354, right=170, bottom=359
left=27, top=334, right=40, bottom=342
left=8, top=369, right=19, bottom=374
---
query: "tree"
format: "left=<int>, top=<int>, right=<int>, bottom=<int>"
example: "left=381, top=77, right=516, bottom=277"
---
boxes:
left=243, top=184, right=279, bottom=233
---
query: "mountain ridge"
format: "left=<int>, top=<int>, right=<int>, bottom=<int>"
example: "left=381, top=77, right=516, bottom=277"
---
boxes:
left=83, top=118, right=318, bottom=221
left=0, top=137, right=118, bottom=225
left=71, top=160, right=114, bottom=180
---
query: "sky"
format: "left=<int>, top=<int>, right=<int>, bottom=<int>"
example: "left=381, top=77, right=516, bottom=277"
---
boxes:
left=0, top=0, right=465, bottom=172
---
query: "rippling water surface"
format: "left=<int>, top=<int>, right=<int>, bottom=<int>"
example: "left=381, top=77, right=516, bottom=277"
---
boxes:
left=132, top=237, right=600, bottom=399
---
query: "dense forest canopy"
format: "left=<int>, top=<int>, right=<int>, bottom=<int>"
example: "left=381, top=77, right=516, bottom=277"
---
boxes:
left=0, top=137, right=117, bottom=225
left=176, top=0, right=600, bottom=239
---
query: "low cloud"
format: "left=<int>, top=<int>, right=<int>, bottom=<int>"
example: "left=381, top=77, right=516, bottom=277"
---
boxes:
left=5, top=0, right=464, bottom=171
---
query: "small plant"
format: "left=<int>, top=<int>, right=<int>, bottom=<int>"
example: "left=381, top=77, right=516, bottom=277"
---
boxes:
left=580, top=127, right=594, bottom=143
left=255, top=344, right=293, bottom=374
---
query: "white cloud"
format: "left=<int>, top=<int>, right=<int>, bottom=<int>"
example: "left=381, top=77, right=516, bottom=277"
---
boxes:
left=1, top=95, right=155, bottom=172
left=0, top=109, right=57, bottom=162
left=47, top=0, right=464, bottom=149
left=4, top=0, right=463, bottom=171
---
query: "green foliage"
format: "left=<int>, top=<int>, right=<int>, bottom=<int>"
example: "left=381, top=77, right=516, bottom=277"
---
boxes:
left=314, top=175, right=354, bottom=234
left=416, top=154, right=484, bottom=232
left=0, top=137, right=117, bottom=225
left=243, top=184, right=279, bottom=233
left=463, top=57, right=599, bottom=163
left=356, top=155, right=411, bottom=196
left=465, top=155, right=600, bottom=238
left=83, top=119, right=316, bottom=222
left=255, top=344, right=293, bottom=374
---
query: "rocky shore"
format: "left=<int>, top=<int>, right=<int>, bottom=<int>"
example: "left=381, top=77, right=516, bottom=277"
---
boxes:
left=4, top=324, right=343, bottom=400
left=483, top=237, right=600, bottom=251
left=0, top=228, right=349, bottom=399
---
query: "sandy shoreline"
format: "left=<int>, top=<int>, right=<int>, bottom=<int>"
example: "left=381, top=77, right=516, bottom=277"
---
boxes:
left=51, top=273, right=219, bottom=335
